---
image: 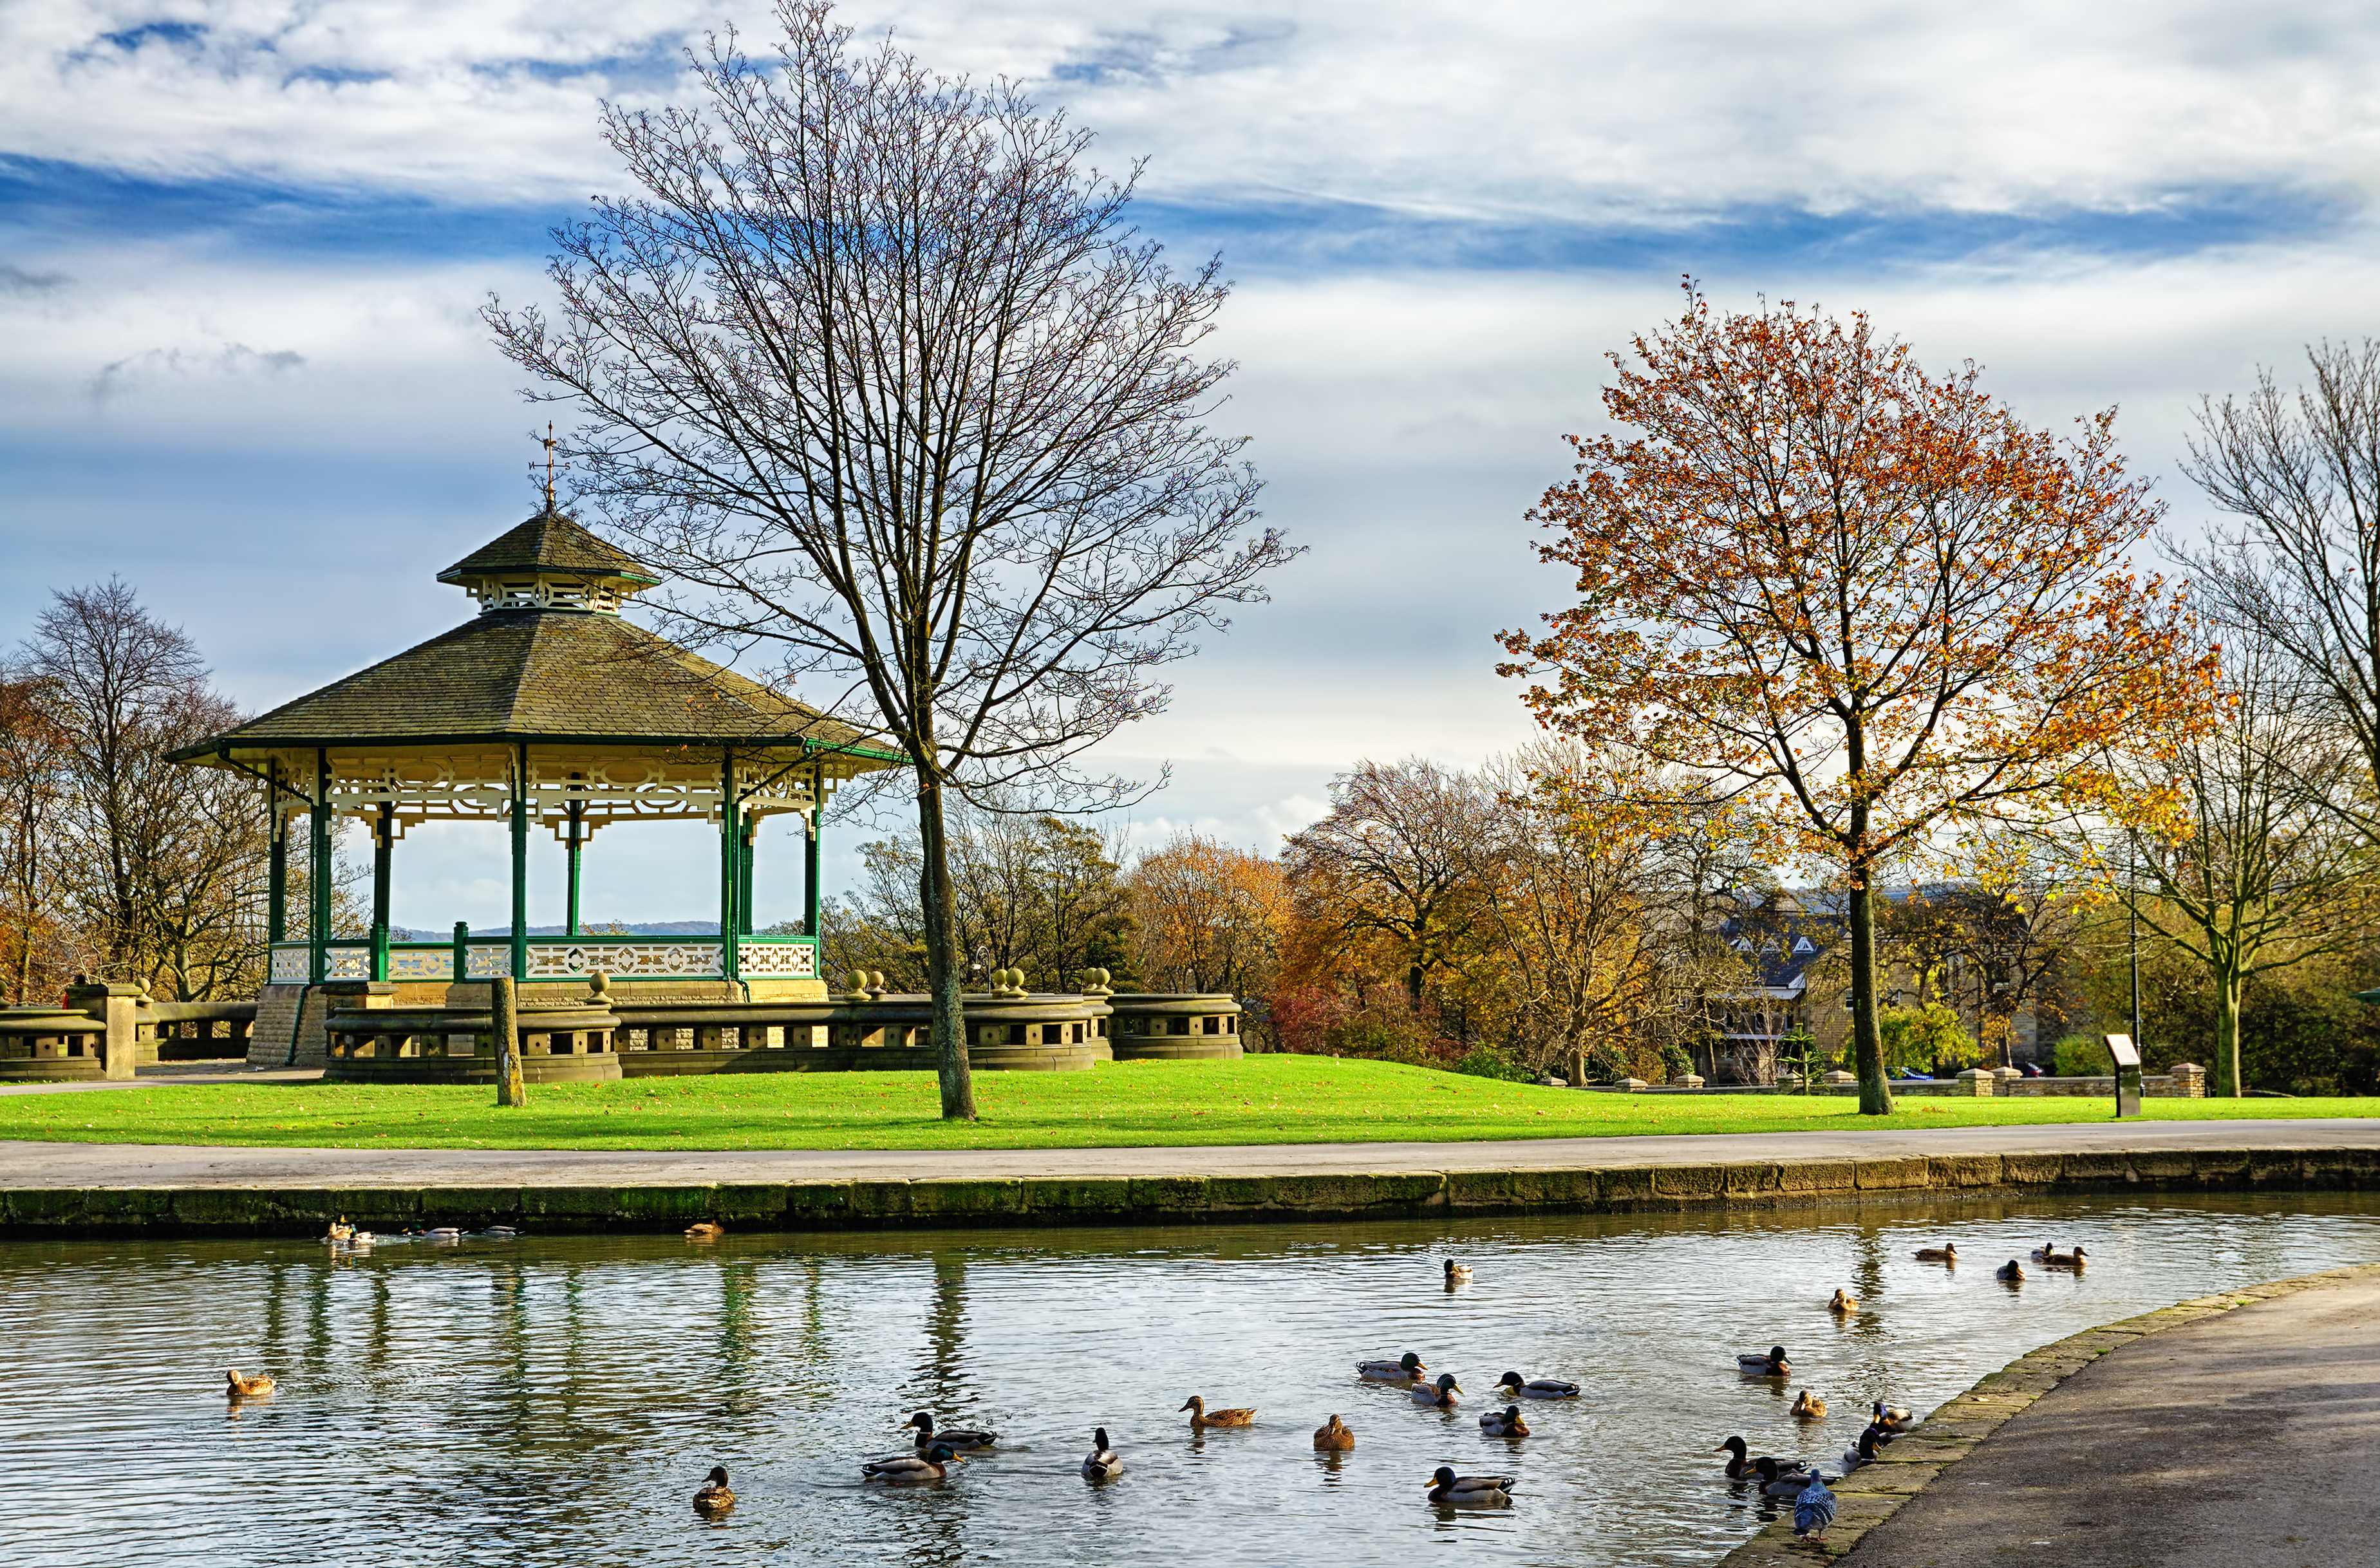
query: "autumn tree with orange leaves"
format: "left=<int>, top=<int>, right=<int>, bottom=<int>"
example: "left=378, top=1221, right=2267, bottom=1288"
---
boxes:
left=1500, top=288, right=2222, bottom=1114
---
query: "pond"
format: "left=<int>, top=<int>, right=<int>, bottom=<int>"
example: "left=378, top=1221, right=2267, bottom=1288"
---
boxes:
left=5, top=1191, right=2376, bottom=1566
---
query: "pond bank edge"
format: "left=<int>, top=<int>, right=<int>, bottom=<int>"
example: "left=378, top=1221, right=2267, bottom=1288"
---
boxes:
left=2, top=1144, right=2377, bottom=1236
left=1710, top=1259, right=2380, bottom=1565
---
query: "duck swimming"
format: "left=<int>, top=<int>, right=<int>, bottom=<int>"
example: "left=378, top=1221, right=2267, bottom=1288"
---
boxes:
left=325, top=1217, right=353, bottom=1242
left=1914, top=1244, right=1957, bottom=1262
left=692, top=1466, right=735, bottom=1514
left=1716, top=1436, right=1783, bottom=1480
left=1410, top=1374, right=1463, bottom=1408
left=1872, top=1401, right=1916, bottom=1431
left=1495, top=1371, right=1580, bottom=1399
left=225, top=1370, right=275, bottom=1399
left=2043, top=1246, right=2087, bottom=1269
left=1313, top=1414, right=1356, bottom=1451
left=1080, top=1427, right=1123, bottom=1480
left=1736, top=1345, right=1790, bottom=1376
left=906, top=1411, right=997, bottom=1451
left=1426, top=1466, right=1515, bottom=1506
left=684, top=1222, right=724, bottom=1240
left=1358, top=1352, right=1428, bottom=1381
left=1828, top=1289, right=1857, bottom=1314
left=1996, top=1259, right=2026, bottom=1281
left=1444, top=1260, right=1474, bottom=1286
left=1180, top=1396, right=1256, bottom=1429
left=865, top=1443, right=957, bottom=1482
left=1479, top=1406, right=1531, bottom=1437
left=1791, top=1389, right=1826, bottom=1419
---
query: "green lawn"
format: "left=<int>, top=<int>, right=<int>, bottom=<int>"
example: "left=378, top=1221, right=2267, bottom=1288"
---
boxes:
left=1, top=1057, right=2371, bottom=1150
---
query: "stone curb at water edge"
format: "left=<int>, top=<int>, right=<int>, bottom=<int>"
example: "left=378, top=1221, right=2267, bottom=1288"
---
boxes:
left=1, top=1145, right=2377, bottom=1235
left=1710, top=1260, right=2380, bottom=1565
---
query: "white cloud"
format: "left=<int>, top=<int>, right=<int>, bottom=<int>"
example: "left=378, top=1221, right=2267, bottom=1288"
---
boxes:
left=3, top=1, right=2375, bottom=222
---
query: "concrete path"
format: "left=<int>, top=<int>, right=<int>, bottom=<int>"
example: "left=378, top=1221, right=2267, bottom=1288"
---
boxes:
left=0, top=1117, right=2372, bottom=1189
left=1842, top=1270, right=2380, bottom=1568
left=0, top=1063, right=319, bottom=1096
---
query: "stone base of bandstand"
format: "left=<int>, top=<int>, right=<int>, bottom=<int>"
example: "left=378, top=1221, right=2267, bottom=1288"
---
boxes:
left=1111, top=1039, right=1243, bottom=1063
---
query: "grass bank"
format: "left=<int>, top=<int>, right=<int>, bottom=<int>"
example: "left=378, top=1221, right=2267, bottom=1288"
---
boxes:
left=2, top=1057, right=2372, bottom=1150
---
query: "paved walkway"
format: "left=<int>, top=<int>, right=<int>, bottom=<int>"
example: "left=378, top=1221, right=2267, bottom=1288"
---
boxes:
left=0, top=1117, right=2372, bottom=1189
left=1842, top=1269, right=2380, bottom=1568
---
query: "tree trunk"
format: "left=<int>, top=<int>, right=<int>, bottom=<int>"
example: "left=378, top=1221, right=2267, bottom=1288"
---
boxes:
left=916, top=776, right=978, bottom=1121
left=2213, top=964, right=2243, bottom=1098
left=1848, top=879, right=1893, bottom=1114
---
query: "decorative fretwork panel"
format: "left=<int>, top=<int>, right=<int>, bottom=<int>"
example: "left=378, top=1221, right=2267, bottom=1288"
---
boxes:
left=269, top=747, right=861, bottom=841
left=739, top=942, right=817, bottom=978
left=269, top=946, right=306, bottom=983
left=388, top=948, right=452, bottom=980
left=523, top=942, right=724, bottom=979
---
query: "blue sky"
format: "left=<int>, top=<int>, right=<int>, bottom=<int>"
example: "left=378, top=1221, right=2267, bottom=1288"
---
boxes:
left=5, top=0, right=2379, bottom=929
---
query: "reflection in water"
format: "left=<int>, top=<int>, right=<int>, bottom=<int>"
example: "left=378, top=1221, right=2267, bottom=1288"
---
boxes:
left=0, top=1192, right=2375, bottom=1565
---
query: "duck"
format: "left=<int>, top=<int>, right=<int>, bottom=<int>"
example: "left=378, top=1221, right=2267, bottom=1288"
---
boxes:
left=692, top=1466, right=735, bottom=1514
left=1871, top=1401, right=1916, bottom=1432
left=1180, top=1395, right=1256, bottom=1429
left=1080, top=1427, right=1123, bottom=1480
left=1736, top=1345, right=1790, bottom=1376
left=1841, top=1427, right=1885, bottom=1472
left=1444, top=1260, right=1474, bottom=1286
left=864, top=1442, right=957, bottom=1482
left=1358, top=1352, right=1429, bottom=1381
left=1828, top=1289, right=1857, bottom=1314
left=1914, top=1243, right=1957, bottom=1262
left=2029, top=1242, right=2058, bottom=1260
left=2043, top=1246, right=2088, bottom=1269
left=1791, top=1388, right=1826, bottom=1420
left=1425, top=1466, right=1515, bottom=1506
left=482, top=1225, right=519, bottom=1239
left=1479, top=1405, right=1531, bottom=1437
left=325, top=1217, right=353, bottom=1242
left=1752, top=1456, right=1838, bottom=1497
left=425, top=1226, right=462, bottom=1238
left=1313, top=1414, right=1356, bottom=1451
left=1495, top=1371, right=1580, bottom=1400
left=1716, top=1435, right=1784, bottom=1480
left=905, top=1411, right=998, bottom=1451
left=1410, top=1374, right=1463, bottom=1408
left=1996, top=1259, right=2026, bottom=1282
left=684, top=1222, right=724, bottom=1240
left=225, top=1369, right=275, bottom=1399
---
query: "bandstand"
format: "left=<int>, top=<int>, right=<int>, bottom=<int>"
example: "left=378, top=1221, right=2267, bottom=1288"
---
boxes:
left=169, top=496, right=1246, bottom=1081
left=171, top=501, right=903, bottom=1066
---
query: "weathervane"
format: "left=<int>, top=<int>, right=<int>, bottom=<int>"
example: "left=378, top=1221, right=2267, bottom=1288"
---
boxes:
left=542, top=423, right=558, bottom=510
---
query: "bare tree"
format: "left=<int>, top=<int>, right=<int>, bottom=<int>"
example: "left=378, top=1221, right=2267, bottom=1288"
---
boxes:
left=0, top=672, right=71, bottom=1002
left=2184, top=341, right=2380, bottom=833
left=485, top=3, right=1289, bottom=1118
left=1282, top=759, right=1498, bottom=1010
left=20, top=580, right=268, bottom=998
left=2082, top=634, right=2372, bottom=1096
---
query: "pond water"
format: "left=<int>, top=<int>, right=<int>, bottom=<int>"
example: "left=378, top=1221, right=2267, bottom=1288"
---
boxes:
left=5, top=1192, right=2377, bottom=1567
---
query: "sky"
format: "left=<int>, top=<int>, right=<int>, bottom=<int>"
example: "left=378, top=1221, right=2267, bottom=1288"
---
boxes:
left=5, top=0, right=2380, bottom=931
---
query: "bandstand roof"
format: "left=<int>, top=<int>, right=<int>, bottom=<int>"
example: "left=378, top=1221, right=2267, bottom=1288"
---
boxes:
left=169, top=507, right=903, bottom=767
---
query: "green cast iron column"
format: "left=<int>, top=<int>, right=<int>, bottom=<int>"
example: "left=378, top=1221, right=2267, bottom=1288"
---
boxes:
left=370, top=803, right=393, bottom=981
left=738, top=822, right=756, bottom=935
left=802, top=765, right=822, bottom=939
left=718, top=751, right=740, bottom=982
left=509, top=743, right=529, bottom=985
left=266, top=758, right=286, bottom=947
left=308, top=747, right=331, bottom=984
left=565, top=799, right=584, bottom=937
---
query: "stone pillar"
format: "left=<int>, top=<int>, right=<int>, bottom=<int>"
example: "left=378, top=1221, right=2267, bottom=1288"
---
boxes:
left=1955, top=1067, right=1996, bottom=1096
left=68, top=981, right=147, bottom=1081
left=2168, top=1061, right=2206, bottom=1098
left=1670, top=1072, right=1705, bottom=1089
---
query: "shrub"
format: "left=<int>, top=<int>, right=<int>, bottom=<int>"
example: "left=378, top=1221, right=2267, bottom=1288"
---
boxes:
left=1878, top=1001, right=1978, bottom=1075
left=1456, top=1045, right=1535, bottom=1083
left=2052, top=1032, right=2108, bottom=1077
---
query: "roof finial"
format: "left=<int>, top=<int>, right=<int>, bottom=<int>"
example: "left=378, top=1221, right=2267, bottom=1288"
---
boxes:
left=542, top=423, right=557, bottom=512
